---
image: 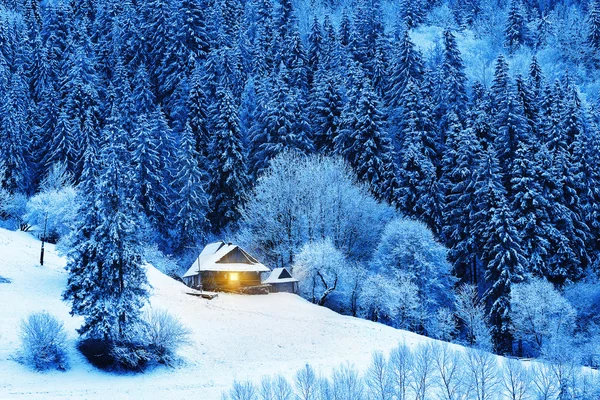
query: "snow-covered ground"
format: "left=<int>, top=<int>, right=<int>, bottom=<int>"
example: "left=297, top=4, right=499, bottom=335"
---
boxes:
left=0, top=228, right=435, bottom=399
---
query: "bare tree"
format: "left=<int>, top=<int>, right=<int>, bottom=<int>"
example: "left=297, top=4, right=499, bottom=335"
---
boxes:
left=225, top=380, right=258, bottom=400
left=331, top=363, right=364, bottom=400
left=411, top=344, right=435, bottom=400
left=530, top=362, right=558, bottom=400
left=259, top=375, right=293, bottom=400
left=502, top=358, right=531, bottom=400
left=463, top=348, right=499, bottom=400
left=295, top=364, right=319, bottom=400
left=455, top=284, right=492, bottom=350
left=365, top=351, right=394, bottom=400
left=389, top=343, right=413, bottom=400
left=430, top=342, right=466, bottom=400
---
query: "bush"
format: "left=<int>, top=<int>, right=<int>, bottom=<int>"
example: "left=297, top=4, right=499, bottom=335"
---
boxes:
left=144, top=309, right=191, bottom=365
left=20, top=311, right=68, bottom=371
left=78, top=309, right=190, bottom=371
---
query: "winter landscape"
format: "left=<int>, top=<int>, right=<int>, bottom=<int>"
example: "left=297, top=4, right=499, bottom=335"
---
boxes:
left=2, top=0, right=600, bottom=398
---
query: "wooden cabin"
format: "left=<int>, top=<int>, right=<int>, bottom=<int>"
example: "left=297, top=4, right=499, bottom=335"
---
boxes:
left=182, top=241, right=270, bottom=292
left=263, top=267, right=299, bottom=293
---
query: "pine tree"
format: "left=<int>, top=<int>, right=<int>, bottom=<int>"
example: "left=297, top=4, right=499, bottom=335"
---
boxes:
left=399, top=0, right=424, bottom=29
left=172, top=122, right=209, bottom=251
left=504, top=0, right=529, bottom=53
left=0, top=69, right=31, bottom=194
left=437, top=28, right=468, bottom=136
left=310, top=68, right=345, bottom=154
left=443, top=124, right=485, bottom=285
left=474, top=147, right=525, bottom=353
left=510, top=142, right=553, bottom=277
left=387, top=29, right=423, bottom=110
left=63, top=111, right=148, bottom=342
left=132, top=113, right=167, bottom=228
left=588, top=0, right=600, bottom=54
left=336, top=78, right=398, bottom=205
left=207, top=85, right=249, bottom=232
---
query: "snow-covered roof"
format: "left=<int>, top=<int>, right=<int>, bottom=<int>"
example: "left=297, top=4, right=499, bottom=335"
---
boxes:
left=263, top=268, right=298, bottom=284
left=183, top=242, right=270, bottom=278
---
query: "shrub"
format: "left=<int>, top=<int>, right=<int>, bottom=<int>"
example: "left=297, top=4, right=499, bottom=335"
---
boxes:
left=20, top=311, right=68, bottom=371
left=144, top=309, right=191, bottom=365
left=78, top=310, right=190, bottom=371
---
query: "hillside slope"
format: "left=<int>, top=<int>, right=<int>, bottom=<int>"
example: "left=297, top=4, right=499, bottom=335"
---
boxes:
left=0, top=228, right=431, bottom=399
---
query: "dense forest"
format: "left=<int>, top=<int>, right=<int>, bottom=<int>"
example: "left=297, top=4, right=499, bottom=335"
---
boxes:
left=2, top=0, right=600, bottom=361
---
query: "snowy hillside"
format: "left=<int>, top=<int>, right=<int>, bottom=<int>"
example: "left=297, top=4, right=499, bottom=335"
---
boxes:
left=0, top=228, right=432, bottom=399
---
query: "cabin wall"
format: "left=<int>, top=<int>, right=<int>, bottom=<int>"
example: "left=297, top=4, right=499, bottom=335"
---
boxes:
left=201, top=271, right=262, bottom=291
left=269, top=282, right=297, bottom=293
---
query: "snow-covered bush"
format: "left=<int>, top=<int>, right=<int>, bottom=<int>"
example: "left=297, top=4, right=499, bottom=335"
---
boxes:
left=1, top=192, right=28, bottom=230
left=510, top=278, right=576, bottom=355
left=373, top=218, right=454, bottom=335
left=20, top=311, right=68, bottom=371
left=143, top=309, right=191, bottom=366
left=24, top=186, right=78, bottom=242
left=293, top=238, right=347, bottom=307
left=238, top=152, right=394, bottom=269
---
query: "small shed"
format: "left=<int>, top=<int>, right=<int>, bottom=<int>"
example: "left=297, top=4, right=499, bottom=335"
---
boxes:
left=263, top=267, right=299, bottom=294
left=183, top=241, right=270, bottom=292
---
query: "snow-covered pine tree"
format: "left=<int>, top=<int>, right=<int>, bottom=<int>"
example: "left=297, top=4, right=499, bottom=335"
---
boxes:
left=436, top=28, right=468, bottom=137
left=132, top=113, right=168, bottom=229
left=310, top=68, right=345, bottom=154
left=0, top=68, right=32, bottom=194
left=336, top=76, right=398, bottom=205
left=387, top=29, right=424, bottom=111
left=172, top=122, right=209, bottom=251
left=63, top=107, right=148, bottom=343
left=588, top=0, right=600, bottom=54
left=504, top=0, right=529, bottom=53
left=207, top=84, right=249, bottom=233
left=474, top=146, right=525, bottom=353
left=509, top=142, right=553, bottom=277
left=443, top=123, right=485, bottom=285
left=399, top=0, right=424, bottom=29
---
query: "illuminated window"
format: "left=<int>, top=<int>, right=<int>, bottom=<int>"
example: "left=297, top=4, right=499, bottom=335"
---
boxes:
left=229, top=272, right=239, bottom=282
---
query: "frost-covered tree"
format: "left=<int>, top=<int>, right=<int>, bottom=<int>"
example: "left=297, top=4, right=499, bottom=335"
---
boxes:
left=455, top=284, right=493, bottom=350
left=294, top=239, right=346, bottom=306
left=510, top=278, right=576, bottom=355
left=238, top=152, right=393, bottom=269
left=373, top=218, right=454, bottom=335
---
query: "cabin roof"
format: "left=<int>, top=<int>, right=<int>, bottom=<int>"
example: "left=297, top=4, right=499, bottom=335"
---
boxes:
left=263, top=267, right=299, bottom=284
left=183, top=241, right=270, bottom=278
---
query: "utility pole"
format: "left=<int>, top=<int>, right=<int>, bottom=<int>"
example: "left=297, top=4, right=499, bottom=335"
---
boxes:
left=40, top=212, right=48, bottom=266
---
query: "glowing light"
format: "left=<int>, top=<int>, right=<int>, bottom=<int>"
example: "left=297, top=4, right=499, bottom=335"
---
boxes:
left=229, top=272, right=239, bottom=282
